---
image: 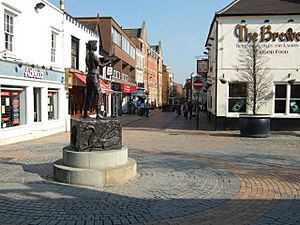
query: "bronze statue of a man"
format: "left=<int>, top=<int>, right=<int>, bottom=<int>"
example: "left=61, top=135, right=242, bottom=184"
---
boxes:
left=83, top=40, right=110, bottom=119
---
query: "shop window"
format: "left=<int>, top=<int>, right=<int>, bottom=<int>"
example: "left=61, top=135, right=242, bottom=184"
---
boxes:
left=228, top=82, right=246, bottom=113
left=4, top=11, right=14, bottom=51
left=1, top=87, right=25, bottom=128
left=290, top=84, right=300, bottom=113
left=48, top=90, right=58, bottom=120
left=71, top=36, right=79, bottom=69
left=275, top=84, right=287, bottom=113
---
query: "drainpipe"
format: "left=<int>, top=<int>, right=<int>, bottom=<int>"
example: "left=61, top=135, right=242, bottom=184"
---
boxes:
left=215, top=19, right=219, bottom=131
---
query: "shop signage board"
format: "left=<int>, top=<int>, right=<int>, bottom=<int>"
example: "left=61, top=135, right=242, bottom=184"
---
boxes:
left=0, top=61, right=64, bottom=84
left=121, top=84, right=137, bottom=93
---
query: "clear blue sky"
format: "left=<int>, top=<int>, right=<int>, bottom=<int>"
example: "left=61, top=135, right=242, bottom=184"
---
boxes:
left=48, top=0, right=232, bottom=84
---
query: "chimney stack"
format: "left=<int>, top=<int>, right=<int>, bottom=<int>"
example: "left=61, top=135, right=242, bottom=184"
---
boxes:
left=60, top=0, right=64, bottom=11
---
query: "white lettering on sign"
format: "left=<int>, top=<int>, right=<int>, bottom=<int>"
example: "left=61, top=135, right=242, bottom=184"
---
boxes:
left=24, top=67, right=44, bottom=79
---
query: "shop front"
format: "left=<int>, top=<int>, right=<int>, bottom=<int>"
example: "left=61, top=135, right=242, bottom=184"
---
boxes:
left=121, top=83, right=137, bottom=114
left=67, top=70, right=113, bottom=118
left=0, top=60, right=67, bottom=140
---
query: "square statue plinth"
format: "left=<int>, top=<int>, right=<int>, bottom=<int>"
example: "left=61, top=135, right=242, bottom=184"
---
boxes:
left=70, top=118, right=122, bottom=152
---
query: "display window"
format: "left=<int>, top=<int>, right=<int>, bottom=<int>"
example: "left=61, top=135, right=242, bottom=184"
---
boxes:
left=290, top=85, right=300, bottom=114
left=275, top=84, right=287, bottom=113
left=1, top=89, right=22, bottom=128
left=228, top=82, right=247, bottom=113
left=275, top=84, right=300, bottom=114
left=48, top=90, right=58, bottom=120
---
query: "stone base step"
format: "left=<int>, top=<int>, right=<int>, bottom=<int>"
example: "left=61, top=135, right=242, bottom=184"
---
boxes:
left=53, top=157, right=137, bottom=187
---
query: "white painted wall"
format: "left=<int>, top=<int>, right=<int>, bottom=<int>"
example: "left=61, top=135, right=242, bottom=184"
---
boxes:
left=0, top=0, right=100, bottom=142
left=63, top=14, right=99, bottom=70
left=0, top=0, right=64, bottom=70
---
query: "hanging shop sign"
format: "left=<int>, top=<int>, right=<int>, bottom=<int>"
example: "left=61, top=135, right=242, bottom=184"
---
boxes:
left=193, top=78, right=203, bottom=91
left=106, top=66, right=113, bottom=76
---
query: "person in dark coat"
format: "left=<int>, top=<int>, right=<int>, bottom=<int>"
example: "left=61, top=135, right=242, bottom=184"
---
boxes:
left=176, top=102, right=181, bottom=116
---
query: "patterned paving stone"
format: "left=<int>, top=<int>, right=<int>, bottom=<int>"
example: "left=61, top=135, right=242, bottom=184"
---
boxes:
left=0, top=111, right=300, bottom=225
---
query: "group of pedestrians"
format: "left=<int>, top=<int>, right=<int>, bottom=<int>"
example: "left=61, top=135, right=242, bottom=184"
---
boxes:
left=128, top=97, right=150, bottom=117
left=176, top=99, right=207, bottom=120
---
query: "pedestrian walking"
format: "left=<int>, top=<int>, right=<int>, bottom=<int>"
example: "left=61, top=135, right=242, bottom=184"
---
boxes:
left=188, top=99, right=193, bottom=119
left=183, top=102, right=189, bottom=119
left=176, top=101, right=181, bottom=116
left=203, top=100, right=207, bottom=114
left=145, top=100, right=150, bottom=117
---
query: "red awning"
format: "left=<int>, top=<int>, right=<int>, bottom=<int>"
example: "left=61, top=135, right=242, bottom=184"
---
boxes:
left=73, top=72, right=86, bottom=86
left=72, top=72, right=113, bottom=94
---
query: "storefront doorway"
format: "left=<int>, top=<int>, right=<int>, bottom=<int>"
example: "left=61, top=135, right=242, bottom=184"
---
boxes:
left=33, top=88, right=41, bottom=122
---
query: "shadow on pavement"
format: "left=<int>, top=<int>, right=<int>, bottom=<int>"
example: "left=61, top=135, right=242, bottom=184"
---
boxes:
left=0, top=154, right=300, bottom=225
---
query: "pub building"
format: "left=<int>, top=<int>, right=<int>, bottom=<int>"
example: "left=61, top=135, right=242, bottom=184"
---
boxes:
left=205, top=0, right=300, bottom=130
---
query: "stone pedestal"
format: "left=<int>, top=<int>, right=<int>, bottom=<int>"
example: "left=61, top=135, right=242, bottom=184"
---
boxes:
left=70, top=118, right=122, bottom=151
left=53, top=118, right=137, bottom=187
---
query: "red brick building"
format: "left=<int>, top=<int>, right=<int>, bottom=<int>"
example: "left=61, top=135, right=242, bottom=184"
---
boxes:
left=77, top=16, right=137, bottom=115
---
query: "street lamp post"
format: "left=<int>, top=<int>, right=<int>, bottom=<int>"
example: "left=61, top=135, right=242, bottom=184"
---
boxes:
left=190, top=72, right=194, bottom=100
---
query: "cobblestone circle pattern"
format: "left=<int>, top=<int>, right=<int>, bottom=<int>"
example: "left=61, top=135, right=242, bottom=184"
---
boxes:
left=0, top=144, right=240, bottom=225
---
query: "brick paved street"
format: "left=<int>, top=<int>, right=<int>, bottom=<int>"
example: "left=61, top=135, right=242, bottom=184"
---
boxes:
left=0, top=110, right=299, bottom=225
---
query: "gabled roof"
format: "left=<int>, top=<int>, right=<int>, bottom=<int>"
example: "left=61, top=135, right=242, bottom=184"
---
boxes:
left=205, top=0, right=300, bottom=47
left=218, top=0, right=300, bottom=16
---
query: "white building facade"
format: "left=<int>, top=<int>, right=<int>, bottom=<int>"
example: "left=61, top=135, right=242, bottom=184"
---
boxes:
left=0, top=0, right=101, bottom=142
left=205, top=0, right=300, bottom=130
left=0, top=0, right=67, bottom=141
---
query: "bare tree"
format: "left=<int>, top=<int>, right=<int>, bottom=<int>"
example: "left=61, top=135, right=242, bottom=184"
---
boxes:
left=237, top=41, right=272, bottom=115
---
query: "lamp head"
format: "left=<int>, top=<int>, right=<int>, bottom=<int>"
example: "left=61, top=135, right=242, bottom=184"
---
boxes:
left=35, top=2, right=45, bottom=10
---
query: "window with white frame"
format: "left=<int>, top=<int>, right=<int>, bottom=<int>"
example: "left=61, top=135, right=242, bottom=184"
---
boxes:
left=122, top=73, right=128, bottom=81
left=51, top=32, right=57, bottom=63
left=275, top=84, right=300, bottom=114
left=113, top=70, right=120, bottom=79
left=1, top=86, right=25, bottom=128
left=129, top=44, right=136, bottom=59
left=274, top=84, right=287, bottom=113
left=4, top=11, right=14, bottom=51
left=71, top=36, right=79, bottom=69
left=48, top=89, right=59, bottom=120
left=112, top=27, right=121, bottom=47
left=228, top=82, right=247, bottom=113
left=122, top=36, right=129, bottom=53
left=290, top=84, right=300, bottom=113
